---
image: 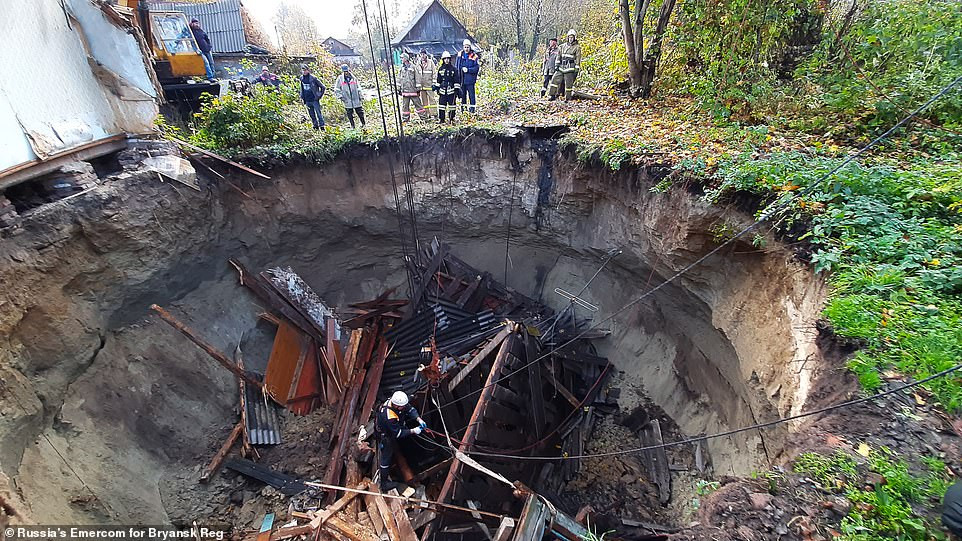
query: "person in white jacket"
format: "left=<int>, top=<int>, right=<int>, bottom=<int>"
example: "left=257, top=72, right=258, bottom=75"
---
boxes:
left=334, top=64, right=366, bottom=129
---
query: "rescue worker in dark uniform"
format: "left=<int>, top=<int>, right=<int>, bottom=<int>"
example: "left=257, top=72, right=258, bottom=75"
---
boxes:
left=375, top=391, right=427, bottom=492
left=434, top=51, right=460, bottom=123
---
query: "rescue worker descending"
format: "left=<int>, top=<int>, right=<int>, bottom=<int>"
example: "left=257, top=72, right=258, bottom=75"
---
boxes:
left=399, top=53, right=425, bottom=122
left=548, top=29, right=581, bottom=101
left=434, top=51, right=460, bottom=123
left=375, top=391, right=427, bottom=492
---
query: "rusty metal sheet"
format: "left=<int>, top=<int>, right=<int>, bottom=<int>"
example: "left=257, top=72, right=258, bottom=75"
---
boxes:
left=264, top=320, right=306, bottom=402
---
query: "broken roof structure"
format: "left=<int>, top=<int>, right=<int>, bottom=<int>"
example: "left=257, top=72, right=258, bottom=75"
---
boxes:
left=391, top=0, right=476, bottom=57
left=153, top=236, right=621, bottom=539
left=0, top=0, right=159, bottom=189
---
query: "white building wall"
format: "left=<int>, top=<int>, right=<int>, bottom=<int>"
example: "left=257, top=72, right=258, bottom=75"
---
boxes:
left=0, top=0, right=158, bottom=172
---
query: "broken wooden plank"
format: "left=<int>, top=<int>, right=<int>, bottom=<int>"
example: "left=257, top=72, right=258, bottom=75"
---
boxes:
left=370, top=492, right=403, bottom=541
left=387, top=489, right=419, bottom=540
left=357, top=335, right=390, bottom=426
left=151, top=305, right=262, bottom=387
left=492, top=517, right=514, bottom=541
left=200, top=420, right=242, bottom=483
left=447, top=324, right=513, bottom=392
left=407, top=243, right=448, bottom=317
left=551, top=508, right=591, bottom=540
left=236, top=346, right=253, bottom=457
left=650, top=418, right=671, bottom=505
left=169, top=136, right=271, bottom=179
left=544, top=363, right=581, bottom=408
left=426, top=332, right=516, bottom=541
left=324, top=367, right=366, bottom=496
left=523, top=333, right=546, bottom=439
left=311, top=481, right=369, bottom=526
left=513, top=493, right=547, bottom=541
left=362, top=494, right=387, bottom=539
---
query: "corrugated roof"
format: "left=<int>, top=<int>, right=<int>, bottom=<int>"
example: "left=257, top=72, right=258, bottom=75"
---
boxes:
left=150, top=0, right=247, bottom=53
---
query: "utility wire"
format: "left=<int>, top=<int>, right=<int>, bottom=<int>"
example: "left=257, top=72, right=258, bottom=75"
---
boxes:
left=464, top=360, right=962, bottom=461
left=434, top=73, right=962, bottom=412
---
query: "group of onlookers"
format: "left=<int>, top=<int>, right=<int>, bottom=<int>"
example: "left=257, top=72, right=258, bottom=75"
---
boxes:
left=249, top=29, right=582, bottom=131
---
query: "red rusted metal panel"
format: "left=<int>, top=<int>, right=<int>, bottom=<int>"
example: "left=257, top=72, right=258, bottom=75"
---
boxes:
left=265, top=321, right=324, bottom=415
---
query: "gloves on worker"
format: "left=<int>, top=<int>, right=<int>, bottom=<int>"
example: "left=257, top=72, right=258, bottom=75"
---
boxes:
left=412, top=426, right=423, bottom=435
left=419, top=418, right=427, bottom=430
left=462, top=67, right=468, bottom=73
left=432, top=84, right=439, bottom=93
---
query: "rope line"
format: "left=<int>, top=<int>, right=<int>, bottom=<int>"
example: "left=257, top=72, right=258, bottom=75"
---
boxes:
left=435, top=73, right=962, bottom=413
left=463, top=360, right=962, bottom=461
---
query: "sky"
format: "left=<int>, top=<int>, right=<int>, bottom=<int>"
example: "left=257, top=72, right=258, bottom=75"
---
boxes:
left=242, top=0, right=421, bottom=48
left=243, top=0, right=357, bottom=48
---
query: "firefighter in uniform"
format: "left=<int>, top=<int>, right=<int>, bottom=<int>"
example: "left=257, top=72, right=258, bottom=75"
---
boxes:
left=416, top=49, right=437, bottom=116
left=375, top=391, right=426, bottom=492
left=547, top=29, right=581, bottom=101
left=399, top=53, right=425, bottom=122
left=434, top=51, right=460, bottom=123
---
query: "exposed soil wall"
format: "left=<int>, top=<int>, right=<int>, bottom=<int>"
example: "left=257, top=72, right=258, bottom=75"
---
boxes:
left=0, top=133, right=825, bottom=524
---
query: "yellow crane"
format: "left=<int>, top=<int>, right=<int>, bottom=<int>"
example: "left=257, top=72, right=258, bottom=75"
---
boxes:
left=114, top=0, right=221, bottom=105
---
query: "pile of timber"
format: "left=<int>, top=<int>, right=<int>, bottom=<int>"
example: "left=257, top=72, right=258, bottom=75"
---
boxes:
left=147, top=241, right=627, bottom=540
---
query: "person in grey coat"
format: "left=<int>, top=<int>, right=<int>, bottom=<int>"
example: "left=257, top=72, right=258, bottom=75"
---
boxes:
left=334, top=64, right=366, bottom=129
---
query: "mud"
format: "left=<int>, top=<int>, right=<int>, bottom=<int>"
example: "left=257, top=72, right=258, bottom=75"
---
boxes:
left=0, top=132, right=827, bottom=528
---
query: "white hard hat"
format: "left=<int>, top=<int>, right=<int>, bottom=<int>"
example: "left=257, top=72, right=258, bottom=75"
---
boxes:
left=463, top=39, right=472, bottom=47
left=391, top=391, right=410, bottom=407
left=261, top=65, right=268, bottom=71
left=441, top=51, right=451, bottom=59
left=567, top=29, right=577, bottom=37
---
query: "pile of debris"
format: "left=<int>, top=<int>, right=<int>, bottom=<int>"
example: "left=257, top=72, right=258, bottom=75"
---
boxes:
left=151, top=237, right=632, bottom=540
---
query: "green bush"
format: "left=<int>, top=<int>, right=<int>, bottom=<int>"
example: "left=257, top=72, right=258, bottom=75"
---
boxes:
left=192, top=88, right=293, bottom=149
left=713, top=151, right=962, bottom=410
left=794, top=448, right=951, bottom=540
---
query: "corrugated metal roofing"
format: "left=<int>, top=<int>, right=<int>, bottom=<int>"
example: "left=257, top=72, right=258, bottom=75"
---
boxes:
left=150, top=0, right=247, bottom=53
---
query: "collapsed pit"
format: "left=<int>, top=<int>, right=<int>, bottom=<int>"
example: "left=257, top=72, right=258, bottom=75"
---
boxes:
left=0, top=133, right=825, bottom=527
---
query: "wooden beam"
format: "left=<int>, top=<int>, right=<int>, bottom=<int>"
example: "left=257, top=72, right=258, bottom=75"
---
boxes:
left=169, top=136, right=270, bottom=179
left=412, top=457, right=453, bottom=484
left=362, top=495, right=386, bottom=539
left=492, top=517, right=515, bottom=541
left=544, top=363, right=581, bottom=408
left=357, top=335, right=390, bottom=426
left=447, top=325, right=513, bottom=392
left=370, top=492, right=402, bottom=541
left=524, top=333, right=546, bottom=440
left=324, top=367, right=366, bottom=498
left=386, top=489, right=419, bottom=540
left=0, top=134, right=127, bottom=190
left=199, top=420, right=242, bottom=482
left=407, top=244, right=448, bottom=317
left=311, top=481, right=369, bottom=526
left=151, top=305, right=262, bottom=387
left=425, top=332, right=515, bottom=541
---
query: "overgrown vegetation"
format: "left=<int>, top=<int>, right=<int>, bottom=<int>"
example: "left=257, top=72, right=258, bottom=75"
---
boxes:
left=794, top=448, right=952, bottom=539
left=710, top=151, right=962, bottom=411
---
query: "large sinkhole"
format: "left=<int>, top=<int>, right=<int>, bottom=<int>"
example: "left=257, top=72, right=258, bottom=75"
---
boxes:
left=0, top=133, right=825, bottom=530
